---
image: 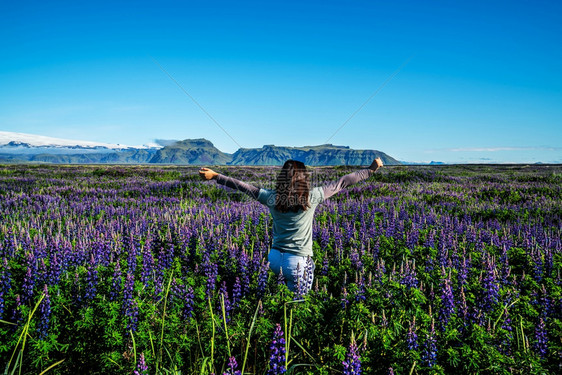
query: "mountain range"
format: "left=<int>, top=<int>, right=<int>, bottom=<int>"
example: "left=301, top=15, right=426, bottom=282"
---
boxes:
left=0, top=131, right=400, bottom=165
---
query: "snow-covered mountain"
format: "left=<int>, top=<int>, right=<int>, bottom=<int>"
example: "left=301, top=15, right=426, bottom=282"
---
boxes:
left=0, top=131, right=161, bottom=150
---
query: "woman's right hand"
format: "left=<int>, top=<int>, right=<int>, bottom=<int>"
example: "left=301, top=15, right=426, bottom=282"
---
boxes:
left=369, top=157, right=383, bottom=171
left=199, top=167, right=218, bottom=180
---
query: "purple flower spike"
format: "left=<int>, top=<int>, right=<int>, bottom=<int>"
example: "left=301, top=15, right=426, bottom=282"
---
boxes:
left=133, top=352, right=148, bottom=375
left=438, top=270, right=455, bottom=331
left=534, top=317, right=548, bottom=358
left=0, top=258, right=11, bottom=319
left=267, top=323, right=286, bottom=374
left=223, top=356, right=241, bottom=375
left=342, top=336, right=361, bottom=374
left=37, top=285, right=51, bottom=339
left=421, top=318, right=437, bottom=367
left=407, top=317, right=418, bottom=351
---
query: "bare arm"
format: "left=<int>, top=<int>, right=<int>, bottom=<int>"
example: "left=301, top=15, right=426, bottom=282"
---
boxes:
left=199, top=167, right=260, bottom=200
left=322, top=157, right=383, bottom=199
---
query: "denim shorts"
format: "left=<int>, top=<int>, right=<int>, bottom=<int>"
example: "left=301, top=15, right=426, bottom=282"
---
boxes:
left=268, top=249, right=315, bottom=294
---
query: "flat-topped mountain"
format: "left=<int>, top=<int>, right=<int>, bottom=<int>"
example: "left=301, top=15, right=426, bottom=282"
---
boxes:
left=229, top=144, right=400, bottom=166
left=149, top=139, right=233, bottom=165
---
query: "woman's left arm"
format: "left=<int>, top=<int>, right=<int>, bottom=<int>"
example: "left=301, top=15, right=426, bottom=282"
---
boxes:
left=322, top=158, right=383, bottom=199
left=199, top=167, right=260, bottom=200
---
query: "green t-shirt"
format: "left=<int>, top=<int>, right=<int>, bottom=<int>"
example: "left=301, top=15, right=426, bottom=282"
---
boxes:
left=257, top=187, right=325, bottom=257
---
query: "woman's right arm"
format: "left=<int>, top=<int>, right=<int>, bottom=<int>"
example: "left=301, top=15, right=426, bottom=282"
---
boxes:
left=199, top=167, right=260, bottom=200
left=322, top=158, right=383, bottom=199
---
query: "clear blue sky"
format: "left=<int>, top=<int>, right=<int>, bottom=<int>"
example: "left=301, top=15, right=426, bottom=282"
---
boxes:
left=1, top=0, right=561, bottom=163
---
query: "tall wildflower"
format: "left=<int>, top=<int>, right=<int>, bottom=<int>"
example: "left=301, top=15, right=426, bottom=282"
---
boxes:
left=342, top=336, right=361, bottom=374
left=109, top=261, right=122, bottom=301
left=10, top=295, right=22, bottom=330
left=481, top=255, right=499, bottom=313
left=267, top=323, right=286, bottom=374
left=182, top=285, right=194, bottom=320
left=499, top=307, right=513, bottom=355
left=71, top=272, right=82, bottom=307
left=122, top=273, right=138, bottom=332
left=257, top=259, right=269, bottom=298
left=407, top=317, right=418, bottom=351
left=141, top=244, right=154, bottom=288
left=438, top=269, right=455, bottom=331
left=223, top=356, right=242, bottom=375
left=37, top=285, right=51, bottom=339
left=85, top=255, right=98, bottom=302
left=421, top=318, right=437, bottom=367
left=133, top=352, right=148, bottom=375
left=218, top=281, right=231, bottom=319
left=0, top=258, right=10, bottom=319
left=232, top=277, right=242, bottom=309
left=22, top=252, right=36, bottom=304
left=534, top=317, right=548, bottom=358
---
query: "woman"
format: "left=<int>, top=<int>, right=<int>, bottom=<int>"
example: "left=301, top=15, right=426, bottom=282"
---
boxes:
left=199, top=157, right=383, bottom=294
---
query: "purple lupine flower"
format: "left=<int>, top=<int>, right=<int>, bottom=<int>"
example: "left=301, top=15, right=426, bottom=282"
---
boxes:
left=153, top=270, right=164, bottom=302
left=531, top=247, right=543, bottom=282
left=388, top=368, right=395, bottom=375
left=257, top=260, right=269, bottom=298
left=401, top=259, right=419, bottom=290
left=425, top=253, right=434, bottom=273
left=319, top=227, right=330, bottom=250
left=481, top=255, right=499, bottom=313
left=407, top=317, right=418, bottom=351
left=71, top=272, right=82, bottom=307
left=37, top=285, right=51, bottom=339
left=182, top=285, right=195, bottom=320
left=536, top=284, right=552, bottom=319
left=321, top=256, right=329, bottom=276
left=276, top=268, right=285, bottom=286
left=123, top=273, right=135, bottom=302
left=421, top=318, right=437, bottom=367
left=0, top=258, right=11, bottom=318
left=126, top=234, right=138, bottom=274
left=232, top=277, right=242, bottom=309
left=124, top=297, right=139, bottom=332
left=10, top=295, right=22, bottom=330
left=438, top=270, right=455, bottom=331
left=22, top=252, right=36, bottom=304
left=342, top=337, right=361, bottom=374
left=141, top=244, right=154, bottom=288
left=349, top=247, right=363, bottom=270
left=202, top=251, right=218, bottom=299
left=122, top=273, right=139, bottom=331
left=498, top=308, right=512, bottom=355
left=457, top=256, right=469, bottom=287
left=109, top=261, right=122, bottom=302
left=267, top=323, right=286, bottom=374
left=534, top=317, right=548, bottom=358
left=133, top=352, right=148, bottom=375
left=355, top=273, right=366, bottom=302
left=219, top=281, right=231, bottom=319
left=85, top=255, right=98, bottom=302
left=458, top=286, right=468, bottom=323
left=47, top=253, right=61, bottom=286
left=341, top=286, right=349, bottom=309
left=223, top=356, right=242, bottom=375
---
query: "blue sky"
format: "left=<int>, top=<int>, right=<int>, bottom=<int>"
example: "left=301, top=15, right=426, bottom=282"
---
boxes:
left=1, top=0, right=561, bottom=163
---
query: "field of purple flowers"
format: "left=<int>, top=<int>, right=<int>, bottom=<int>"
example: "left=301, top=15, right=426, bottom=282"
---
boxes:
left=0, top=164, right=561, bottom=374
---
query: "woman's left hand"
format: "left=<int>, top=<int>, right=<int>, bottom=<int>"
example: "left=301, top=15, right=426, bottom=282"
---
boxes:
left=199, top=167, right=218, bottom=180
left=369, top=157, right=383, bottom=171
